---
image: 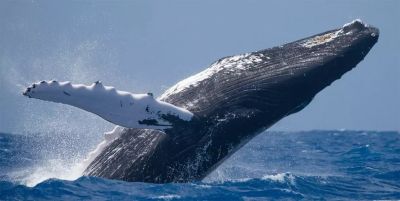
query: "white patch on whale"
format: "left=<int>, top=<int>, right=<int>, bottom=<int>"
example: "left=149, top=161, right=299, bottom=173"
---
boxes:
left=160, top=53, right=266, bottom=99
left=301, top=30, right=342, bottom=48
left=23, top=80, right=193, bottom=129
left=301, top=19, right=369, bottom=48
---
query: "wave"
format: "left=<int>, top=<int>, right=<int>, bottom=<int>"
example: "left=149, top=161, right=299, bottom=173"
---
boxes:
left=2, top=172, right=399, bottom=201
left=0, top=175, right=303, bottom=201
left=1, top=131, right=399, bottom=200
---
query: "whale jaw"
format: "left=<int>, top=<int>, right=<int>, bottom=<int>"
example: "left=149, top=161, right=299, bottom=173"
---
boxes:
left=84, top=20, right=379, bottom=183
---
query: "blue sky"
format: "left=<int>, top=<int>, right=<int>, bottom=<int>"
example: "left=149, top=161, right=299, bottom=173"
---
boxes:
left=0, top=0, right=399, bottom=137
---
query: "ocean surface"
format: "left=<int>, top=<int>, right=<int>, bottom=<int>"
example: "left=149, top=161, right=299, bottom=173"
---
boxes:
left=0, top=130, right=399, bottom=201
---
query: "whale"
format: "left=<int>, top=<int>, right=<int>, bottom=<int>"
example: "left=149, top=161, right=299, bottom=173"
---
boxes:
left=24, top=20, right=379, bottom=183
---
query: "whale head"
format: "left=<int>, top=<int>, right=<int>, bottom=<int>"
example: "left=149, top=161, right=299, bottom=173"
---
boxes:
left=244, top=19, right=381, bottom=119
left=291, top=19, right=379, bottom=98
left=162, top=20, right=379, bottom=124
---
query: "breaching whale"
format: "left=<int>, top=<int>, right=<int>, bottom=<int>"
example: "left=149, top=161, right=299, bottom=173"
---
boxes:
left=23, top=20, right=379, bottom=183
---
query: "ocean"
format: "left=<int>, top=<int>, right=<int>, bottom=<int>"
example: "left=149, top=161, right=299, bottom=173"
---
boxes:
left=0, top=130, right=399, bottom=200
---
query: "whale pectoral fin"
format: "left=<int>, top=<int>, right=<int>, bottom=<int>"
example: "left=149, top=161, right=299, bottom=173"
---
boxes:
left=23, top=80, right=194, bottom=130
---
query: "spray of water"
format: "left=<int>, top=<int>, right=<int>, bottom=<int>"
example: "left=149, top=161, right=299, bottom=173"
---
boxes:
left=1, top=39, right=134, bottom=187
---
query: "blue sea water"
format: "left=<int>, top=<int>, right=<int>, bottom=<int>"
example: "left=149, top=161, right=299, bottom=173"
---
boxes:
left=0, top=130, right=399, bottom=201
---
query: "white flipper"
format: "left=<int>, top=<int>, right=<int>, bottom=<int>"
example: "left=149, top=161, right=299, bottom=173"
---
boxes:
left=23, top=80, right=193, bottom=129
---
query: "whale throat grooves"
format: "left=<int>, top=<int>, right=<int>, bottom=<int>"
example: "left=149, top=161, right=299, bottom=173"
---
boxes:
left=80, top=20, right=379, bottom=183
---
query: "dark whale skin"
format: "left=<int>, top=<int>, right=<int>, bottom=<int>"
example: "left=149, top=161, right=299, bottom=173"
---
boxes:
left=84, top=20, right=379, bottom=183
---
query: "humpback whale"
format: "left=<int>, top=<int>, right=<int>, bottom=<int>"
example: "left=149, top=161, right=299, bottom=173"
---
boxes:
left=23, top=20, right=379, bottom=183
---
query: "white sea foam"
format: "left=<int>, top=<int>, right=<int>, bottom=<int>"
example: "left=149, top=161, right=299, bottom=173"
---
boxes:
left=155, top=194, right=181, bottom=200
left=22, top=159, right=84, bottom=187
left=262, top=173, right=296, bottom=186
left=11, top=127, right=123, bottom=187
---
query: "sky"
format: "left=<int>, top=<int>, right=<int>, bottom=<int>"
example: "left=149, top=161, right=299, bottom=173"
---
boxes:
left=0, top=0, right=399, bottom=138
